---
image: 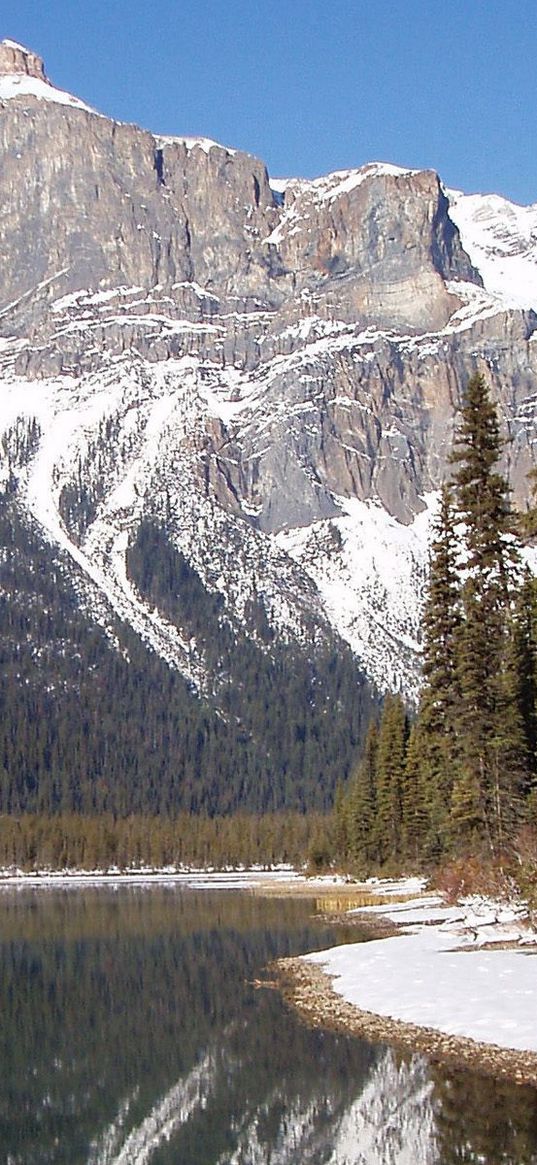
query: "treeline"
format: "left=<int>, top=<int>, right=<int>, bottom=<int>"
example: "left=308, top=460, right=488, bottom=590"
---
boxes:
left=0, top=811, right=331, bottom=872
left=336, top=373, right=537, bottom=874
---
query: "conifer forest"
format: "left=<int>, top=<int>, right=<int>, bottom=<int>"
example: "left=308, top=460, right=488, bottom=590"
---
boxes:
left=336, top=374, right=537, bottom=881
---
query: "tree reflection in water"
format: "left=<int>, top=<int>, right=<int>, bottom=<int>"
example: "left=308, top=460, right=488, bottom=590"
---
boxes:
left=0, top=887, right=535, bottom=1164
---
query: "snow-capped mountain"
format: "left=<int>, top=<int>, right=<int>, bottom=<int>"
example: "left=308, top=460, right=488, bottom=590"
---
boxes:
left=448, top=188, right=537, bottom=310
left=1, top=41, right=536, bottom=812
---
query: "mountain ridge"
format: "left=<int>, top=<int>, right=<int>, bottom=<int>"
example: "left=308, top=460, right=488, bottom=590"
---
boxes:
left=1, top=42, right=536, bottom=812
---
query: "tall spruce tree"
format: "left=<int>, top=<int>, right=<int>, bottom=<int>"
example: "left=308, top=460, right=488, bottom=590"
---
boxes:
left=417, top=484, right=462, bottom=846
left=346, top=719, right=379, bottom=873
left=373, top=694, right=409, bottom=867
left=450, top=372, right=526, bottom=850
left=401, top=722, right=432, bottom=864
left=510, top=569, right=537, bottom=790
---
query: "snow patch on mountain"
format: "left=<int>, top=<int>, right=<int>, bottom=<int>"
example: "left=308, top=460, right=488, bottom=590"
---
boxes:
left=310, top=161, right=420, bottom=204
left=0, top=369, right=208, bottom=691
left=0, top=353, right=336, bottom=702
left=275, top=496, right=434, bottom=697
left=1, top=39, right=30, bottom=52
left=265, top=162, right=422, bottom=245
left=0, top=71, right=98, bottom=113
left=270, top=161, right=419, bottom=205
left=156, top=134, right=236, bottom=156
left=448, top=189, right=537, bottom=310
left=51, top=287, right=146, bottom=314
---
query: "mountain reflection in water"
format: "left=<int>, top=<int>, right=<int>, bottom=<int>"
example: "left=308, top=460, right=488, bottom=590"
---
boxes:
left=0, top=886, right=536, bottom=1164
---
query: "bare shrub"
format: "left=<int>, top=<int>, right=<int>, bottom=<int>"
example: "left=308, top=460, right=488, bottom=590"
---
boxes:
left=433, top=853, right=516, bottom=904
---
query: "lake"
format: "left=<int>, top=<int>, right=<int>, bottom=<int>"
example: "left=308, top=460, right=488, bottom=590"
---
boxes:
left=0, top=884, right=536, bottom=1164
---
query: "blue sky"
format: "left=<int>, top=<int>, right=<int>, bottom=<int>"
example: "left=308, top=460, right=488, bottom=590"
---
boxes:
left=5, top=0, right=537, bottom=204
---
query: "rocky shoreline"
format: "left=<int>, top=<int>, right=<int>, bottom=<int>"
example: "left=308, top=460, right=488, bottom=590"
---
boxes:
left=275, top=950, right=537, bottom=1089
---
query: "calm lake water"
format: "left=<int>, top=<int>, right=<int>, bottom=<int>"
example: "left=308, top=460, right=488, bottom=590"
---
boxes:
left=0, top=885, right=536, bottom=1165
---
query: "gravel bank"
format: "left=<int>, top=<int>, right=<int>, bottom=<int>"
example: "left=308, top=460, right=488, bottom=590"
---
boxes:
left=275, top=953, right=537, bottom=1088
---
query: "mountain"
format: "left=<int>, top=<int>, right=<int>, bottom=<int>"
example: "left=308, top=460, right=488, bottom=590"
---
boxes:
left=1, top=41, right=536, bottom=815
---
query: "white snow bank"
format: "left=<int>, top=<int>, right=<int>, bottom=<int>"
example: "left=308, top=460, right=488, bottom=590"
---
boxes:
left=365, top=876, right=428, bottom=897
left=0, top=867, right=348, bottom=890
left=349, top=895, right=463, bottom=926
left=0, top=72, right=98, bottom=113
left=306, top=894, right=537, bottom=1053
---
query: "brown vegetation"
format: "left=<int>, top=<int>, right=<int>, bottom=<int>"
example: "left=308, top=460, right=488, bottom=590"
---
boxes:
left=0, top=810, right=330, bottom=873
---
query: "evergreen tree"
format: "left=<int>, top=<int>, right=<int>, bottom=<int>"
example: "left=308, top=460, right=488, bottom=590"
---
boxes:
left=450, top=372, right=526, bottom=849
left=401, top=723, right=432, bottom=864
left=511, top=567, right=537, bottom=787
left=346, top=719, right=378, bottom=873
left=520, top=466, right=537, bottom=540
left=449, top=763, right=486, bottom=845
left=333, top=783, right=350, bottom=865
left=373, top=694, right=408, bottom=866
left=417, top=484, right=462, bottom=841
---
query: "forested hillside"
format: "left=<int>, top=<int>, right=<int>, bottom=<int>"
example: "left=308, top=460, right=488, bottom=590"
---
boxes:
left=0, top=498, right=372, bottom=818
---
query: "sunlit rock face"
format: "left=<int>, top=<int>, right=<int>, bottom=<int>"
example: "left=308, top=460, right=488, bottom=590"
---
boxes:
left=0, top=40, right=46, bottom=79
left=1, top=41, right=537, bottom=701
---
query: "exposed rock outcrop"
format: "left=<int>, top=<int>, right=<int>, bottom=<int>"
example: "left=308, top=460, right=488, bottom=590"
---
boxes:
left=0, top=40, right=46, bottom=79
left=1, top=42, right=537, bottom=696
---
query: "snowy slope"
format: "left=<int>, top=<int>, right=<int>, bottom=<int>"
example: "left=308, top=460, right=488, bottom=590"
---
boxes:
left=1, top=54, right=536, bottom=710
left=0, top=333, right=339, bottom=707
left=448, top=188, right=537, bottom=310
left=0, top=71, right=98, bottom=113
left=1, top=258, right=534, bottom=700
left=276, top=497, right=433, bottom=698
left=0, top=300, right=439, bottom=697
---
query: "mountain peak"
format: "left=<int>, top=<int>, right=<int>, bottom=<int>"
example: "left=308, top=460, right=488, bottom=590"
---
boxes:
left=0, top=39, right=46, bottom=80
left=0, top=40, right=97, bottom=113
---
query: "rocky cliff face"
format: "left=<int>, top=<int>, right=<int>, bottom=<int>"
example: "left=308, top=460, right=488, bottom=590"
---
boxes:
left=0, top=39, right=46, bottom=79
left=1, top=41, right=537, bottom=736
left=0, top=46, right=475, bottom=328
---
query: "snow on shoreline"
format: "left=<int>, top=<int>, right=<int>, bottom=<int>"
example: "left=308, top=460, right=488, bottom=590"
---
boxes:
left=0, top=866, right=346, bottom=891
left=305, top=893, right=537, bottom=1056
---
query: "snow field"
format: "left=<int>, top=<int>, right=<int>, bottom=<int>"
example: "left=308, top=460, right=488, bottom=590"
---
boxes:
left=306, top=893, right=537, bottom=1054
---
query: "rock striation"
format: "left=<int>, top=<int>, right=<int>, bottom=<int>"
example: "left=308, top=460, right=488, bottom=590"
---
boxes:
left=1, top=42, right=537, bottom=701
